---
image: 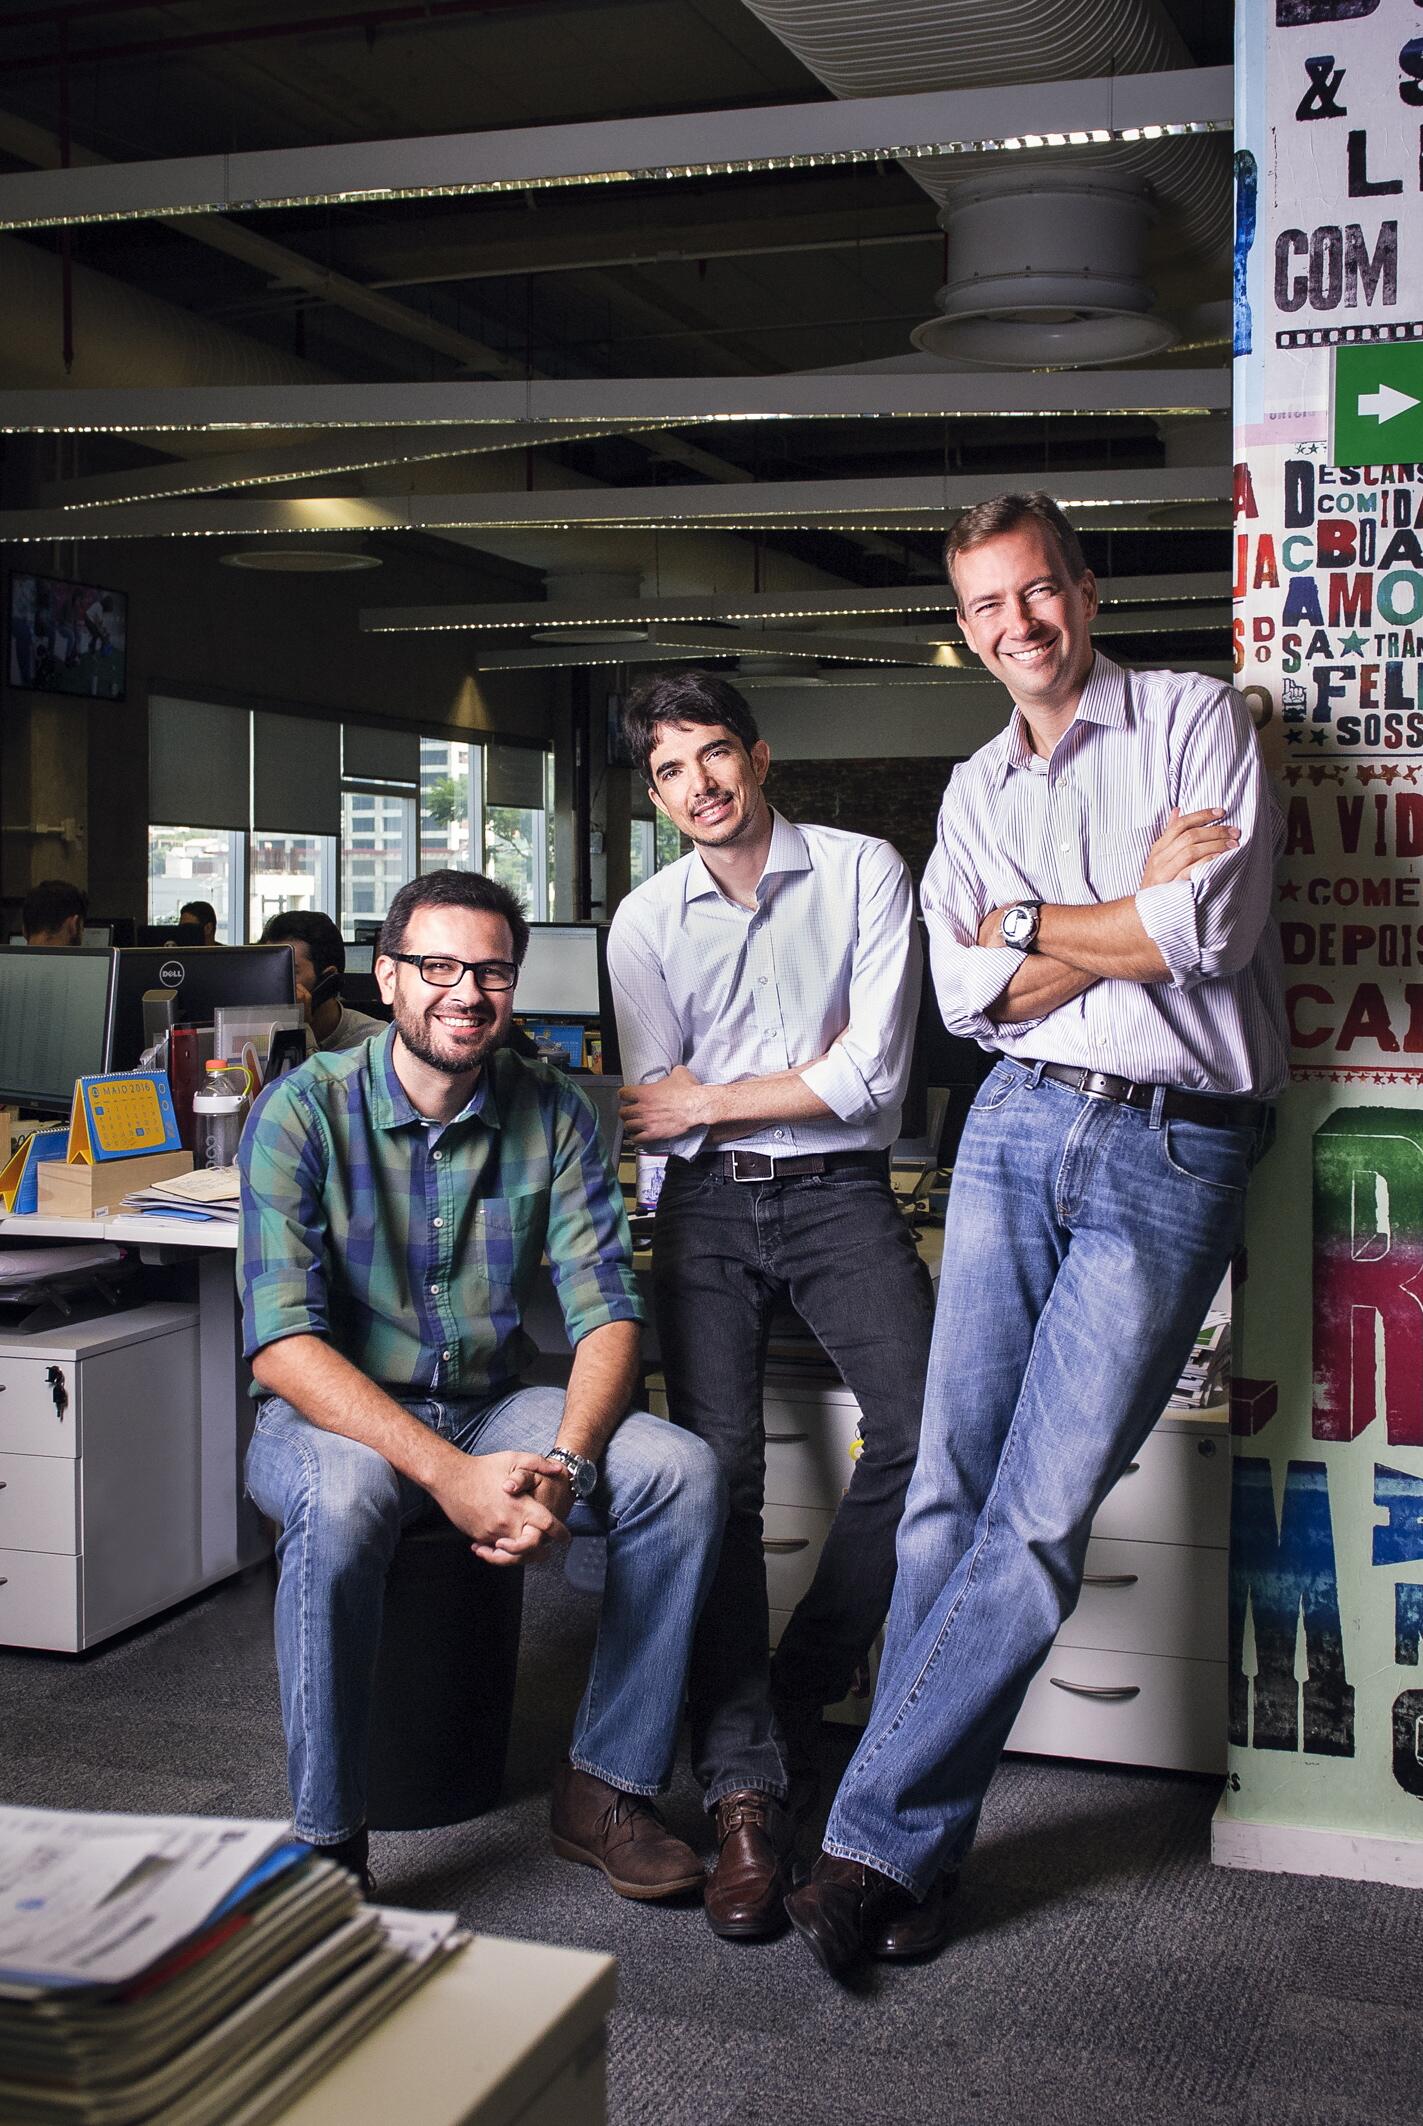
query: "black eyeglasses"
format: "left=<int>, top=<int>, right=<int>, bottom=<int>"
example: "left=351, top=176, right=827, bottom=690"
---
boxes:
left=388, top=952, right=519, bottom=992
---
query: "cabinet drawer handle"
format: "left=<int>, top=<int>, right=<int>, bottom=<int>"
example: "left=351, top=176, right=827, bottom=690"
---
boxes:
left=1049, top=1678, right=1141, bottom=1702
left=0, top=1577, right=7, bottom=1588
left=762, top=1537, right=810, bottom=1554
left=0, top=1481, right=6, bottom=1491
left=765, top=1432, right=809, bottom=1445
left=1119, top=1462, right=1140, bottom=1476
left=1081, top=1572, right=1138, bottom=1589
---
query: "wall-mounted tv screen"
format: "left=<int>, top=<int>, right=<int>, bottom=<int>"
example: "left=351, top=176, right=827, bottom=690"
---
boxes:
left=7, top=571, right=128, bottom=701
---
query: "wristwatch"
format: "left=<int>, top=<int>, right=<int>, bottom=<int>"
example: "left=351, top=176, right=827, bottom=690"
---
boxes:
left=546, top=1445, right=599, bottom=1501
left=1000, top=900, right=1042, bottom=953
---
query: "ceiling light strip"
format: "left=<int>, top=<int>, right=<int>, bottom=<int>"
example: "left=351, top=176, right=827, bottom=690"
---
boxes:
left=0, top=369, right=1231, bottom=436
left=0, top=68, right=1230, bottom=230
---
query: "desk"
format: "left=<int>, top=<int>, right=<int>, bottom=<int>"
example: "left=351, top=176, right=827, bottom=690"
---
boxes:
left=275, top=1936, right=616, bottom=2126
left=0, top=1208, right=263, bottom=1646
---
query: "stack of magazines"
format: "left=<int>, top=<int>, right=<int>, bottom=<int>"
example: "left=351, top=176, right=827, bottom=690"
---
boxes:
left=1169, top=1311, right=1230, bottom=1411
left=0, top=1809, right=465, bottom=2126
left=118, top=1170, right=240, bottom=1225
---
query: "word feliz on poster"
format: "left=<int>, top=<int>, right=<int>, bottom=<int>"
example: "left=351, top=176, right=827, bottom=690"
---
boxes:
left=1257, top=4, right=1423, bottom=350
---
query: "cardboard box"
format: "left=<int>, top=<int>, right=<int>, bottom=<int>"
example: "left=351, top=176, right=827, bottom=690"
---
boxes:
left=37, top=1149, right=194, bottom=1217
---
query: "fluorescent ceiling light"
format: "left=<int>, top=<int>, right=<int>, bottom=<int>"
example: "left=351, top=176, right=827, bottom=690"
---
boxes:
left=0, top=69, right=1230, bottom=230
left=0, top=371, right=1231, bottom=436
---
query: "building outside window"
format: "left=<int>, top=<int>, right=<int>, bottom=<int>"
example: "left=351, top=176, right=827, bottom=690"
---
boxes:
left=629, top=812, right=683, bottom=891
left=147, top=826, right=246, bottom=942
left=249, top=833, right=337, bottom=940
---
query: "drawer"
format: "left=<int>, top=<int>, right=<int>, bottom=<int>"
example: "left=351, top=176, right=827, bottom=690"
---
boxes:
left=0, top=1356, right=78, bottom=1459
left=0, top=1451, right=79, bottom=1555
left=763, top=1406, right=861, bottom=1510
left=1007, top=1646, right=1226, bottom=1775
left=761, top=1503, right=832, bottom=1612
left=1057, top=1537, right=1226, bottom=1662
left=0, top=1547, right=81, bottom=1651
left=1090, top=1425, right=1228, bottom=1549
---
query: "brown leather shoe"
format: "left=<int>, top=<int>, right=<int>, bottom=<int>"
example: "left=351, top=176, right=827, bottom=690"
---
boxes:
left=550, top=1764, right=705, bottom=1901
left=705, top=1790, right=788, bottom=1940
left=785, top=1852, right=954, bottom=1977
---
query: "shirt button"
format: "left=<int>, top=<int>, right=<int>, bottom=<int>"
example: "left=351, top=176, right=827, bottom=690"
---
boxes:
left=433, top=1217, right=443, bottom=1229
left=432, top=1150, right=442, bottom=1161
left=1059, top=841, right=1070, bottom=853
left=442, top=1349, right=451, bottom=1361
left=774, top=1128, right=786, bottom=1140
left=430, top=1283, right=441, bottom=1295
left=758, top=976, right=768, bottom=986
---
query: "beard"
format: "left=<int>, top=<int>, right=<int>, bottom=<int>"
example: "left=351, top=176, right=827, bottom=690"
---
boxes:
left=391, top=990, right=505, bottom=1077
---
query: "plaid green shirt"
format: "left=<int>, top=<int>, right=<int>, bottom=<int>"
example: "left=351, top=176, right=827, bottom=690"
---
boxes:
left=237, top=1025, right=642, bottom=1397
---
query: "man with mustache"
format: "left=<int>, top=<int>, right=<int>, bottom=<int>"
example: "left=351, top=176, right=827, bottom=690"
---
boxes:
left=608, top=671, right=934, bottom=1941
left=240, top=868, right=726, bottom=1900
left=785, top=491, right=1288, bottom=1975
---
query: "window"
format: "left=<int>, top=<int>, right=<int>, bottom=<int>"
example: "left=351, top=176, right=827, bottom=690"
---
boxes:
left=339, top=788, right=414, bottom=939
left=249, top=832, right=337, bottom=940
left=147, top=826, right=246, bottom=942
left=419, top=738, right=554, bottom=919
left=629, top=811, right=684, bottom=891
left=420, top=738, right=481, bottom=874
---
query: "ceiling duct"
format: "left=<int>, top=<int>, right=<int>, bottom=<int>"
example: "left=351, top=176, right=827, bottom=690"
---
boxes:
left=739, top=0, right=1228, bottom=367
left=911, top=169, right=1177, bottom=369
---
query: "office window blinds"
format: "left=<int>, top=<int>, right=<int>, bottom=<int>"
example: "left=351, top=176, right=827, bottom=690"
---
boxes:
left=342, top=723, right=419, bottom=786
left=252, top=712, right=340, bottom=835
left=485, top=744, right=546, bottom=811
left=148, top=696, right=249, bottom=828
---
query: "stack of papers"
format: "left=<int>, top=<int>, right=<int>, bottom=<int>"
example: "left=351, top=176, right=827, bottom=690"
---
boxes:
left=119, top=1169, right=241, bottom=1224
left=1169, top=1311, right=1230, bottom=1410
left=0, top=1808, right=466, bottom=2126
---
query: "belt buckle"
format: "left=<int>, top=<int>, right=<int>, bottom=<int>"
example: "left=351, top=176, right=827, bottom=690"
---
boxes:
left=1078, top=1070, right=1116, bottom=1102
left=729, top=1148, right=773, bottom=1183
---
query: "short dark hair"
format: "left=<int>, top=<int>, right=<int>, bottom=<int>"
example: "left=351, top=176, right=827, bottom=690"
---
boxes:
left=22, top=878, right=87, bottom=939
left=943, top=491, right=1090, bottom=600
left=261, top=907, right=345, bottom=979
left=620, top=669, right=760, bottom=783
left=179, top=899, right=218, bottom=933
left=377, top=870, right=530, bottom=966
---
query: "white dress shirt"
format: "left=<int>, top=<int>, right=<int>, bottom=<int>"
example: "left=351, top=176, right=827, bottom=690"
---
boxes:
left=922, top=653, right=1289, bottom=1098
left=607, top=811, right=921, bottom=1160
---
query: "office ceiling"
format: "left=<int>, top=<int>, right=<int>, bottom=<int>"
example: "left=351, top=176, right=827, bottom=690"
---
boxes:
left=0, top=0, right=1236, bottom=677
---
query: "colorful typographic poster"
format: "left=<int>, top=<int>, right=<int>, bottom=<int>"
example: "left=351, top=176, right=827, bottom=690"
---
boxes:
left=1227, top=3, right=1423, bottom=1856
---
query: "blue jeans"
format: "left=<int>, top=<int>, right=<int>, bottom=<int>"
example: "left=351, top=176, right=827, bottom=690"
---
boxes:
left=823, top=1060, right=1269, bottom=1895
left=653, top=1156, right=934, bottom=1807
left=245, top=1383, right=726, bottom=1844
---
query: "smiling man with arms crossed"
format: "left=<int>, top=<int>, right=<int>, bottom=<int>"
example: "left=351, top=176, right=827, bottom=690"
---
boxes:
left=609, top=670, right=934, bottom=1942
left=786, top=490, right=1289, bottom=1974
left=240, top=868, right=725, bottom=1900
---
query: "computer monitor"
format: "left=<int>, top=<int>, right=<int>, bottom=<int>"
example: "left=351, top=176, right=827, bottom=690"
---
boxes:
left=105, top=945, right=297, bottom=1070
left=517, top=925, right=603, bottom=1017
left=0, top=946, right=114, bottom=1111
left=344, top=943, right=375, bottom=976
left=81, top=922, right=114, bottom=949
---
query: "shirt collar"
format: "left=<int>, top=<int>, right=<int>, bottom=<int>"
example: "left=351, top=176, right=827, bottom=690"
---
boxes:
left=993, top=649, right=1127, bottom=785
left=369, top=1021, right=499, bottom=1132
left=683, top=807, right=810, bottom=904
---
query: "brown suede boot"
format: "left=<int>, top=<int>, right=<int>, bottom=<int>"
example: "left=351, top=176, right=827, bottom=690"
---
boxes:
left=550, top=1764, right=705, bottom=1901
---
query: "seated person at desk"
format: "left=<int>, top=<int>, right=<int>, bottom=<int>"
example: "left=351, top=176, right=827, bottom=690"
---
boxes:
left=22, top=879, right=87, bottom=948
left=178, top=899, right=219, bottom=947
left=239, top=868, right=726, bottom=1901
left=260, top=909, right=385, bottom=1054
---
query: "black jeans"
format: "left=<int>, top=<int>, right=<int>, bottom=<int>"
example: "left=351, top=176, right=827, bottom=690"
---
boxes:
left=652, top=1154, right=934, bottom=1806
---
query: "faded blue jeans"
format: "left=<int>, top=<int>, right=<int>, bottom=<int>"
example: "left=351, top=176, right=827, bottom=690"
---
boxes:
left=245, top=1384, right=726, bottom=1845
left=824, top=1059, right=1270, bottom=1895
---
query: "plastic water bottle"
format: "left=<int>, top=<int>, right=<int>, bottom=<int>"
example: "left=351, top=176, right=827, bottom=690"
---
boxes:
left=192, top=1060, right=251, bottom=1170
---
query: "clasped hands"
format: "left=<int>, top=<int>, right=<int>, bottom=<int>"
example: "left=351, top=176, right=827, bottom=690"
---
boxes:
left=438, top=1450, right=575, bottom=1568
left=620, top=1065, right=709, bottom=1146
left=976, top=805, right=1239, bottom=948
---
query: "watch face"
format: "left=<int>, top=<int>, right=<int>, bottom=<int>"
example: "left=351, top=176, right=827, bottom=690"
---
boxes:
left=1002, top=904, right=1036, bottom=946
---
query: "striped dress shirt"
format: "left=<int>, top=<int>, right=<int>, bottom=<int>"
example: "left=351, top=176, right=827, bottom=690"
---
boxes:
left=237, top=1025, right=642, bottom=1397
left=607, top=810, right=921, bottom=1160
left=923, top=653, right=1289, bottom=1098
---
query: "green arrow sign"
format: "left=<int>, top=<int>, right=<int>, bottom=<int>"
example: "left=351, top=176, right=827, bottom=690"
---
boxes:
left=1331, top=344, right=1423, bottom=467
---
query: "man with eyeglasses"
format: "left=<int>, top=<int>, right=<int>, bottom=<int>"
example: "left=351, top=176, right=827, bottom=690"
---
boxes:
left=239, top=868, right=726, bottom=1901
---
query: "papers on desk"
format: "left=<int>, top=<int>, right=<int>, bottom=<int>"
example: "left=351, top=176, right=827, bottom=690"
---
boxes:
left=0, top=1807, right=466, bottom=2125
left=120, top=1167, right=241, bottom=1224
left=1169, top=1311, right=1230, bottom=1410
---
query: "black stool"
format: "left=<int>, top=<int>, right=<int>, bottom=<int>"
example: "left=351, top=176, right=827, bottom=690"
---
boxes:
left=366, top=1516, right=525, bottom=1831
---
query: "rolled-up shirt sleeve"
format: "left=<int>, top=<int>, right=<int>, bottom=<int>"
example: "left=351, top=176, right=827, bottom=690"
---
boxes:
left=800, top=840, right=920, bottom=1123
left=1134, top=683, right=1280, bottom=990
left=921, top=786, right=1047, bottom=1041
left=237, top=1076, right=331, bottom=1360
left=544, top=1081, right=644, bottom=1345
left=605, top=899, right=707, bottom=1160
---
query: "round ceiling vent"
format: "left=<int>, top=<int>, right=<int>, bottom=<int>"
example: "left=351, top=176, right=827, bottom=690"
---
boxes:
left=911, top=169, right=1179, bottom=370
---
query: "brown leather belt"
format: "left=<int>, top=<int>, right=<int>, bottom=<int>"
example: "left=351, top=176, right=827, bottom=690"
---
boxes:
left=1029, top=1061, right=1264, bottom=1131
left=692, top=1148, right=891, bottom=1183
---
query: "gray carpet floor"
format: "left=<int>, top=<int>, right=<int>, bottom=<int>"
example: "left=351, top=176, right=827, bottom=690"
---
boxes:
left=4, top=1561, right=1422, bottom=2126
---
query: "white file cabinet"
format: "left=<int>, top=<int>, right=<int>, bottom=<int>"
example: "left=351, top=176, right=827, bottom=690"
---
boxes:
left=0, top=1303, right=203, bottom=1652
left=648, top=1369, right=1229, bottom=1772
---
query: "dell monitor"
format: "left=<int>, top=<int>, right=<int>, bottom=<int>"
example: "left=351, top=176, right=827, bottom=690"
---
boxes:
left=517, top=924, right=603, bottom=1017
left=0, top=946, right=114, bottom=1112
left=106, top=945, right=297, bottom=1070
